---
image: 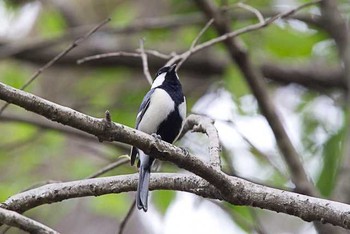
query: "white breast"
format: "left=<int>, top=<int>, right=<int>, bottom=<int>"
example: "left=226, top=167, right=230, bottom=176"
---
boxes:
left=178, top=97, right=186, bottom=122
left=138, top=89, right=175, bottom=134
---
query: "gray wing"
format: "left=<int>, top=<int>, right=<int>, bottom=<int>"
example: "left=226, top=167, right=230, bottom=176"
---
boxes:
left=130, top=89, right=155, bottom=166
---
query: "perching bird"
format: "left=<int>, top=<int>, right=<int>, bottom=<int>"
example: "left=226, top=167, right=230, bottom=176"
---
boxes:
left=130, top=64, right=186, bottom=212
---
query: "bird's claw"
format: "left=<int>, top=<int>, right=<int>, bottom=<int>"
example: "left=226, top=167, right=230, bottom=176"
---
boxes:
left=180, top=147, right=189, bottom=156
left=151, top=133, right=162, bottom=141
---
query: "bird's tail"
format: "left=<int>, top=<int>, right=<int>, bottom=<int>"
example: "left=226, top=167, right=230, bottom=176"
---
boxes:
left=136, top=164, right=151, bottom=212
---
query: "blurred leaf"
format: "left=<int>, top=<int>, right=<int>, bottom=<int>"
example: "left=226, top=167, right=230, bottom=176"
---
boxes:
left=260, top=24, right=326, bottom=59
left=64, top=157, right=99, bottom=180
left=316, top=126, right=345, bottom=196
left=152, top=190, right=176, bottom=214
left=224, top=65, right=250, bottom=99
left=4, top=0, right=35, bottom=8
left=37, top=8, right=66, bottom=37
left=227, top=205, right=255, bottom=232
left=0, top=62, right=29, bottom=88
left=110, top=2, right=136, bottom=27
left=89, top=194, right=130, bottom=218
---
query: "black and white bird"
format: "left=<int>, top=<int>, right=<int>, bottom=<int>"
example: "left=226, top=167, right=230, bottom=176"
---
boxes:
left=130, top=64, right=186, bottom=212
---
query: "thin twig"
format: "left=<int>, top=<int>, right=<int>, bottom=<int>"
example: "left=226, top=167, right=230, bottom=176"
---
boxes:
left=175, top=19, right=214, bottom=70
left=142, top=49, right=174, bottom=59
left=87, top=158, right=129, bottom=179
left=117, top=200, right=136, bottom=234
left=76, top=1, right=319, bottom=73
left=139, top=39, right=153, bottom=85
left=0, top=18, right=111, bottom=116
left=236, top=3, right=265, bottom=23
left=77, top=51, right=140, bottom=64
left=188, top=0, right=321, bottom=60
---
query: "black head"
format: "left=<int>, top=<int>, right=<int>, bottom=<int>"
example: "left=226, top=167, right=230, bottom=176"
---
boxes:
left=152, top=64, right=178, bottom=88
left=155, top=64, right=177, bottom=78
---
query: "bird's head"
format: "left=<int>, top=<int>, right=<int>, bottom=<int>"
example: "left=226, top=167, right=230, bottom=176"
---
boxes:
left=151, top=64, right=178, bottom=88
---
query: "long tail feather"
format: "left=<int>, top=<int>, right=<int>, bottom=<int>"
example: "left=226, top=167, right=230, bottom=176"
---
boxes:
left=136, top=165, right=151, bottom=212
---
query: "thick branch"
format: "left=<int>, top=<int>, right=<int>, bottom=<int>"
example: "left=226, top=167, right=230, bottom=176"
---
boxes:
left=0, top=207, right=59, bottom=234
left=1, top=174, right=214, bottom=214
left=2, top=173, right=350, bottom=230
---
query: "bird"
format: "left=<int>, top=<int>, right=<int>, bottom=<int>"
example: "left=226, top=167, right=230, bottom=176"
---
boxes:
left=130, top=63, right=186, bottom=212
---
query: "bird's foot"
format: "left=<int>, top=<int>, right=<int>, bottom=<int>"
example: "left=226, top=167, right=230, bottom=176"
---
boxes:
left=151, top=133, right=162, bottom=141
left=180, top=147, right=189, bottom=156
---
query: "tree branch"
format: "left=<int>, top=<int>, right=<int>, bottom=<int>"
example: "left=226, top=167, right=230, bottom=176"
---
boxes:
left=2, top=173, right=350, bottom=230
left=0, top=207, right=59, bottom=234
left=139, top=39, right=153, bottom=85
left=180, top=114, right=221, bottom=170
left=1, top=81, right=350, bottom=229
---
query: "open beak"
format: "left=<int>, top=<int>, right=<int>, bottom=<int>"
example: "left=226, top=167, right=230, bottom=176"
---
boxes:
left=169, top=64, right=177, bottom=72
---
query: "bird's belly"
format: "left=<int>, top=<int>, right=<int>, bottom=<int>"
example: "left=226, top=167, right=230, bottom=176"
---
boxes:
left=137, top=89, right=175, bottom=134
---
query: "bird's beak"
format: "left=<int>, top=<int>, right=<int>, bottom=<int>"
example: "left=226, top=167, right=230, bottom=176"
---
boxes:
left=169, top=64, right=177, bottom=72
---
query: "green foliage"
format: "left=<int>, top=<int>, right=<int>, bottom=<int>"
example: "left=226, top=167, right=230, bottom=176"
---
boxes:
left=227, top=205, right=255, bottom=232
left=224, top=65, right=250, bottom=99
left=0, top=62, right=29, bottom=88
left=152, top=190, right=176, bottom=214
left=316, top=124, right=345, bottom=197
left=260, top=24, right=325, bottom=59
left=37, top=8, right=67, bottom=37
left=110, top=2, right=136, bottom=27
left=89, top=194, right=130, bottom=218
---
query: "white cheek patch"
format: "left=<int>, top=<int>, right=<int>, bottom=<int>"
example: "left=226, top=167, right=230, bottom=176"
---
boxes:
left=138, top=89, right=175, bottom=134
left=151, top=73, right=166, bottom=89
left=178, top=98, right=186, bottom=121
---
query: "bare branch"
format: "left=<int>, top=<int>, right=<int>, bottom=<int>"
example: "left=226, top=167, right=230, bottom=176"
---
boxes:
left=157, top=1, right=322, bottom=72
left=180, top=114, right=221, bottom=170
left=87, top=158, right=130, bottom=179
left=175, top=19, right=214, bottom=70
left=0, top=18, right=111, bottom=116
left=77, top=51, right=140, bottom=64
left=139, top=39, right=153, bottom=85
left=187, top=0, right=321, bottom=60
left=236, top=3, right=264, bottom=24
left=0, top=10, right=322, bottom=61
left=142, top=49, right=174, bottom=59
left=0, top=207, right=59, bottom=234
left=2, top=173, right=350, bottom=230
